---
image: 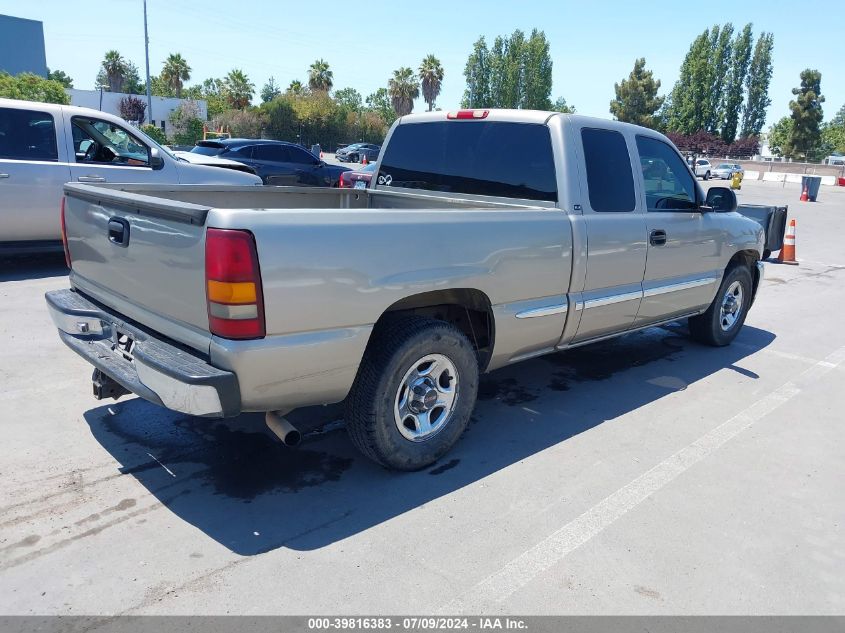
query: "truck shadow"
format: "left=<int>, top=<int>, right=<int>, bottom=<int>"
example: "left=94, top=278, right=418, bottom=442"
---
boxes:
left=0, top=252, right=68, bottom=282
left=83, top=322, right=775, bottom=555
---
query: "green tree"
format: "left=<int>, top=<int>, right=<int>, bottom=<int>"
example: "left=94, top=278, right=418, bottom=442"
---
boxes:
left=704, top=23, right=734, bottom=134
left=334, top=87, right=363, bottom=113
left=665, top=29, right=713, bottom=134
left=212, top=109, right=265, bottom=138
left=767, top=116, right=793, bottom=157
left=462, top=29, right=552, bottom=110
left=552, top=96, right=575, bottom=113
left=609, top=58, right=664, bottom=128
left=260, top=76, right=281, bottom=103
left=388, top=67, right=419, bottom=117
left=161, top=53, right=191, bottom=98
left=740, top=32, right=774, bottom=137
left=832, top=103, right=845, bottom=127
left=169, top=100, right=204, bottom=145
left=223, top=69, right=254, bottom=110
left=308, top=59, right=333, bottom=93
left=462, top=37, right=491, bottom=108
left=784, top=69, right=825, bottom=160
left=261, top=95, right=299, bottom=140
left=366, top=88, right=396, bottom=125
left=418, top=54, right=444, bottom=111
left=140, top=124, right=167, bottom=145
left=149, top=75, right=174, bottom=98
left=287, top=79, right=306, bottom=96
left=720, top=24, right=753, bottom=143
left=0, top=72, right=70, bottom=104
left=47, top=69, right=73, bottom=88
left=522, top=29, right=553, bottom=110
left=99, top=50, right=128, bottom=92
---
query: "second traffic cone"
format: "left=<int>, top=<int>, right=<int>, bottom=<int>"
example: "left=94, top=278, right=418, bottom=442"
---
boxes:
left=319, top=150, right=324, bottom=160
left=361, top=153, right=368, bottom=166
left=778, top=219, right=799, bottom=265
left=800, top=185, right=809, bottom=202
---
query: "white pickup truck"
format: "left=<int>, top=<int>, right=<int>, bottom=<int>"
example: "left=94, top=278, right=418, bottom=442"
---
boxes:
left=47, top=109, right=765, bottom=470
left=0, top=98, right=260, bottom=251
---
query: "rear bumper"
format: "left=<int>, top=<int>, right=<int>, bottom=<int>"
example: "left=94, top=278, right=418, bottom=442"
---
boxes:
left=45, top=288, right=240, bottom=417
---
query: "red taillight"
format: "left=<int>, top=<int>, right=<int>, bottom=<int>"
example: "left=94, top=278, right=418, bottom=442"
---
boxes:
left=205, top=228, right=265, bottom=339
left=60, top=196, right=71, bottom=268
left=338, top=171, right=349, bottom=188
left=447, top=109, right=489, bottom=120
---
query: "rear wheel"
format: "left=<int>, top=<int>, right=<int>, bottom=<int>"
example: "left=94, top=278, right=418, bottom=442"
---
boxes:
left=704, top=170, right=711, bottom=180
left=345, top=316, right=479, bottom=470
left=688, top=264, right=752, bottom=346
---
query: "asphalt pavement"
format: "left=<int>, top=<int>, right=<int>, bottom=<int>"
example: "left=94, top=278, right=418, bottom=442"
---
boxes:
left=0, top=179, right=843, bottom=615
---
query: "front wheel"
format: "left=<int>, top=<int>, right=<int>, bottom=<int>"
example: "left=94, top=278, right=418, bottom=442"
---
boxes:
left=345, top=316, right=479, bottom=470
left=688, top=264, right=753, bottom=346
left=704, top=171, right=711, bottom=181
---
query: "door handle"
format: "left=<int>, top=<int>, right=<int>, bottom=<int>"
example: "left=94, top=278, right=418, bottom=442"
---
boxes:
left=650, top=229, right=667, bottom=246
left=0, top=173, right=9, bottom=179
left=78, top=175, right=106, bottom=183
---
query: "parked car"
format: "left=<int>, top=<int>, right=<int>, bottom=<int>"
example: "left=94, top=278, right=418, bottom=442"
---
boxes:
left=191, top=139, right=350, bottom=186
left=338, top=162, right=376, bottom=189
left=711, top=162, right=744, bottom=180
left=48, top=109, right=765, bottom=471
left=336, top=143, right=381, bottom=163
left=693, top=158, right=713, bottom=180
left=0, top=98, right=260, bottom=251
left=172, top=150, right=257, bottom=175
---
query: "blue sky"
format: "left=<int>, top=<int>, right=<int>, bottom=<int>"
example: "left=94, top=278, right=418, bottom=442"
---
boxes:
left=3, top=0, right=843, bottom=129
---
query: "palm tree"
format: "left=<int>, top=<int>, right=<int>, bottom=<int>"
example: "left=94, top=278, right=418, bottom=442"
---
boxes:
left=308, top=59, right=333, bottom=93
left=101, top=50, right=128, bottom=93
left=388, top=67, right=420, bottom=117
left=287, top=80, right=305, bottom=96
left=223, top=69, right=255, bottom=110
left=418, top=55, right=444, bottom=111
left=161, top=53, right=191, bottom=98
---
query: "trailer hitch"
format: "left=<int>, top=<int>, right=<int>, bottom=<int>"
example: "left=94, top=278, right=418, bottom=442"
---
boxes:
left=92, top=369, right=130, bottom=400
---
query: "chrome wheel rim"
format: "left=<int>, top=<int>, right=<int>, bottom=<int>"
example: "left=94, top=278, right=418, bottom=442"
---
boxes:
left=394, top=354, right=459, bottom=442
left=719, top=280, right=744, bottom=331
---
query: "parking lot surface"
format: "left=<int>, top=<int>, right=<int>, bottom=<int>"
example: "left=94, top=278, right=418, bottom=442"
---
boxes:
left=1, top=180, right=843, bottom=615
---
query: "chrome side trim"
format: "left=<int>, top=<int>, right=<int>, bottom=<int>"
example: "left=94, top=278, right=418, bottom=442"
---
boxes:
left=643, top=276, right=720, bottom=298
left=515, top=303, right=569, bottom=319
left=583, top=290, right=642, bottom=310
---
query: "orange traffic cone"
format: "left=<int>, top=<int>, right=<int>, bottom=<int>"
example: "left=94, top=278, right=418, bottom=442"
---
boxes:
left=319, top=150, right=324, bottom=160
left=361, top=153, right=369, bottom=166
left=800, top=185, right=809, bottom=202
left=778, top=219, right=799, bottom=265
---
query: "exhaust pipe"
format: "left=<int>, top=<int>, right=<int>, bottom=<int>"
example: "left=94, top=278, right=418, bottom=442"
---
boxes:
left=265, top=410, right=301, bottom=447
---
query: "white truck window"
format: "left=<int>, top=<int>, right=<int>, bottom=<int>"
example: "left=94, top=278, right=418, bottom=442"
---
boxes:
left=0, top=107, right=58, bottom=162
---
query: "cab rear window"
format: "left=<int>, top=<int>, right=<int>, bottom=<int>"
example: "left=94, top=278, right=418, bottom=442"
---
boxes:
left=0, top=107, right=58, bottom=162
left=377, top=121, right=557, bottom=202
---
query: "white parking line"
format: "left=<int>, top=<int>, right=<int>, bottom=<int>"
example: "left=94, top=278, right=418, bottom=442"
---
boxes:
left=440, top=344, right=845, bottom=612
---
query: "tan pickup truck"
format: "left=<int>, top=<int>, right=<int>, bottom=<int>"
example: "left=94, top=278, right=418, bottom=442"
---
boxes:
left=46, top=109, right=765, bottom=470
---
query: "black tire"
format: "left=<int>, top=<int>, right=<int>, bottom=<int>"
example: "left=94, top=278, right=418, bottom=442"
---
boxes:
left=704, top=171, right=710, bottom=181
left=762, top=249, right=771, bottom=260
left=345, top=316, right=479, bottom=470
left=688, top=264, right=753, bottom=346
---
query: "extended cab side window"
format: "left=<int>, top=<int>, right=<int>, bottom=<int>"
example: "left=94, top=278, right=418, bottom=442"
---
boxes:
left=636, top=136, right=697, bottom=212
left=580, top=128, right=635, bottom=212
left=71, top=117, right=150, bottom=167
left=377, top=121, right=557, bottom=202
left=0, top=107, right=58, bottom=162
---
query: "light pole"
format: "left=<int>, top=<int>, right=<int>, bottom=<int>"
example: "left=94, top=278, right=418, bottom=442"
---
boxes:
left=143, top=0, right=153, bottom=123
left=98, top=84, right=109, bottom=111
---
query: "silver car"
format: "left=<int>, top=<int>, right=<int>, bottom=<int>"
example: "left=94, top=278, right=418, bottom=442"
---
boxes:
left=0, top=98, right=260, bottom=250
left=711, top=162, right=744, bottom=180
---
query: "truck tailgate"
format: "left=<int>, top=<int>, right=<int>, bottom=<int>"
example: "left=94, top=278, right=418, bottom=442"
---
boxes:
left=63, top=183, right=212, bottom=353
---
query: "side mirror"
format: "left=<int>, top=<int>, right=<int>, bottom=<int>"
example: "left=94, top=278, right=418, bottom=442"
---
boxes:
left=703, top=186, right=737, bottom=213
left=150, top=147, right=165, bottom=170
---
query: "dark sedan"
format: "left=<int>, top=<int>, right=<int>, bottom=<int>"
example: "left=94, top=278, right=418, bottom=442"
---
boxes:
left=191, top=139, right=350, bottom=186
left=335, top=142, right=381, bottom=163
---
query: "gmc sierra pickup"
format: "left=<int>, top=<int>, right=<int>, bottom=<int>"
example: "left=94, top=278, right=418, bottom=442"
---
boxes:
left=46, top=109, right=765, bottom=470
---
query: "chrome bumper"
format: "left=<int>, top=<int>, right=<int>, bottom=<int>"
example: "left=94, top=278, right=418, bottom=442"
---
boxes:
left=45, top=289, right=240, bottom=417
